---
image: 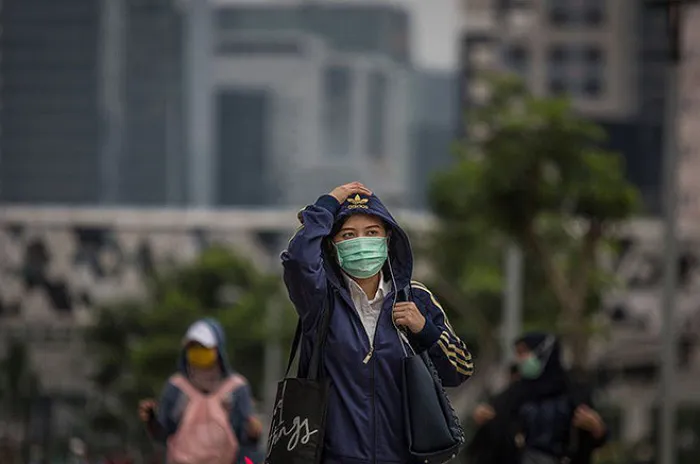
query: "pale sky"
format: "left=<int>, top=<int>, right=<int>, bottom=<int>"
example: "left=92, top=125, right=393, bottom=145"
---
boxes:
left=401, top=0, right=462, bottom=70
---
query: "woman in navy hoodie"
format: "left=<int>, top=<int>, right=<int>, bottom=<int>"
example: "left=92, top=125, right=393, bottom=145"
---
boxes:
left=282, top=181, right=474, bottom=464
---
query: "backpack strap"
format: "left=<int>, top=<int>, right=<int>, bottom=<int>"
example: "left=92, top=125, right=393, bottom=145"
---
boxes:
left=213, top=374, right=247, bottom=402
left=169, top=373, right=202, bottom=400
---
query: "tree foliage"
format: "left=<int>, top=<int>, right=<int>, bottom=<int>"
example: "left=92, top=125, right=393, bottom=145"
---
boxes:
left=428, top=74, right=640, bottom=368
left=85, top=246, right=295, bottom=450
left=0, top=338, right=41, bottom=463
left=0, top=338, right=41, bottom=418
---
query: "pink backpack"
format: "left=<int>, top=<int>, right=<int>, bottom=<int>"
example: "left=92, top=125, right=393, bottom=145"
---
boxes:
left=166, top=373, right=246, bottom=464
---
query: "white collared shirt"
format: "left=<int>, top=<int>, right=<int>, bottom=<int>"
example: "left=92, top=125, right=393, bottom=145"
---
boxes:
left=343, top=271, right=392, bottom=347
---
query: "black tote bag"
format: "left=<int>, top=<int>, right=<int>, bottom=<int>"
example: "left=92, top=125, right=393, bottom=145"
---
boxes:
left=265, top=302, right=332, bottom=464
left=398, top=285, right=466, bottom=463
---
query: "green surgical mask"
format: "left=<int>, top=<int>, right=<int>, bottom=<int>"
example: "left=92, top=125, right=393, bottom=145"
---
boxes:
left=518, top=355, right=543, bottom=379
left=335, top=237, right=388, bottom=279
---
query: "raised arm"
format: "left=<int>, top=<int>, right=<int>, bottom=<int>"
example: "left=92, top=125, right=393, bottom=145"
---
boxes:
left=142, top=382, right=181, bottom=443
left=281, top=182, right=371, bottom=332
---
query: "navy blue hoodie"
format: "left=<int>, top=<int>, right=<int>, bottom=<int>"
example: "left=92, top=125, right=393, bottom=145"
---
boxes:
left=282, top=193, right=474, bottom=464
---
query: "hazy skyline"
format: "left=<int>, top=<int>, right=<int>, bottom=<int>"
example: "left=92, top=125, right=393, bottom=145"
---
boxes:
left=216, top=0, right=462, bottom=71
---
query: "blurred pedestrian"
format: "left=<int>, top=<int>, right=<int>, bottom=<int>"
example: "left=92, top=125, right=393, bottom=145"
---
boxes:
left=281, top=182, right=473, bottom=463
left=138, top=318, right=254, bottom=464
left=472, top=332, right=607, bottom=464
left=465, top=363, right=522, bottom=464
left=237, top=399, right=264, bottom=464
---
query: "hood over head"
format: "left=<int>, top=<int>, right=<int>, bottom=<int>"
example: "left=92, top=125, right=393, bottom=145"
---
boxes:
left=325, top=193, right=413, bottom=290
left=515, top=331, right=565, bottom=381
left=178, top=318, right=232, bottom=375
left=507, top=331, right=569, bottom=409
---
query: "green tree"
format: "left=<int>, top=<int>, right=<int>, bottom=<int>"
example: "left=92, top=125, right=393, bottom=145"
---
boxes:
left=0, top=338, right=42, bottom=464
left=86, top=300, right=147, bottom=450
left=429, top=74, right=639, bottom=369
left=86, top=246, right=295, bottom=452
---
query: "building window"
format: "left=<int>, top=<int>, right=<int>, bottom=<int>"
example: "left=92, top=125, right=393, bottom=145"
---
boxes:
left=581, top=45, right=604, bottom=97
left=323, top=65, right=353, bottom=157
left=548, top=0, right=605, bottom=26
left=366, top=71, right=388, bottom=159
left=547, top=43, right=605, bottom=98
left=216, top=40, right=303, bottom=56
left=549, top=79, right=567, bottom=95
left=547, top=45, right=571, bottom=95
left=504, top=45, right=530, bottom=77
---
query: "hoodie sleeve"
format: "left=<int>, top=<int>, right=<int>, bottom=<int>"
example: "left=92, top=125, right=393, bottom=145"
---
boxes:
left=229, top=384, right=253, bottom=442
left=151, top=381, right=182, bottom=443
left=281, top=195, right=340, bottom=332
left=408, top=282, right=474, bottom=387
left=570, top=383, right=609, bottom=458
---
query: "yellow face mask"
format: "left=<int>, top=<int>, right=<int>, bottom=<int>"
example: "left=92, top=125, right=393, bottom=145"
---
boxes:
left=186, top=345, right=218, bottom=368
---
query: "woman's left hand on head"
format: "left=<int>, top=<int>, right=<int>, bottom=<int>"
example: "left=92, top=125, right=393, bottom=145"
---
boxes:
left=393, top=302, right=426, bottom=334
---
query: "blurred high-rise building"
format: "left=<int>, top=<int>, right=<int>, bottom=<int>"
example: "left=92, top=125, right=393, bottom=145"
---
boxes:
left=0, top=0, right=185, bottom=205
left=458, top=0, right=667, bottom=214
left=678, top=5, right=700, bottom=224
left=0, top=0, right=413, bottom=208
left=409, top=71, right=460, bottom=209
left=214, top=2, right=412, bottom=207
left=0, top=0, right=102, bottom=204
left=119, top=0, right=185, bottom=205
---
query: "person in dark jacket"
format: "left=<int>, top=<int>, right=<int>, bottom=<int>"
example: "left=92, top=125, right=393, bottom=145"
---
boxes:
left=473, top=332, right=607, bottom=464
left=239, top=399, right=264, bottom=463
left=466, top=364, right=522, bottom=464
left=282, top=181, right=474, bottom=464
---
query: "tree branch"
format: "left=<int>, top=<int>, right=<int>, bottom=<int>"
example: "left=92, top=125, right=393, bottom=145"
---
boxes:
left=523, top=224, right=573, bottom=311
left=571, top=220, right=603, bottom=315
left=524, top=220, right=602, bottom=369
left=428, top=278, right=492, bottom=333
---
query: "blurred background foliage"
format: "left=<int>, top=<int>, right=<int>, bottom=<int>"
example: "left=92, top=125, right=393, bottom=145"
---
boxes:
left=85, top=246, right=295, bottom=450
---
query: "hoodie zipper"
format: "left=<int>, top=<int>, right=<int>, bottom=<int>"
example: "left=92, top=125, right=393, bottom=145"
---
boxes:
left=371, top=345, right=377, bottom=464
left=334, top=283, right=374, bottom=357
left=363, top=311, right=381, bottom=364
left=370, top=263, right=400, bottom=464
left=363, top=286, right=399, bottom=364
left=330, top=266, right=398, bottom=464
left=354, top=296, right=389, bottom=464
left=331, top=283, right=377, bottom=463
left=363, top=295, right=387, bottom=464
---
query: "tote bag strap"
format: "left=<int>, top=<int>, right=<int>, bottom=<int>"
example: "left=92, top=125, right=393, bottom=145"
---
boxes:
left=283, top=287, right=332, bottom=380
left=283, top=321, right=304, bottom=377
left=307, top=298, right=332, bottom=380
left=397, top=284, right=413, bottom=304
left=394, top=284, right=417, bottom=357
